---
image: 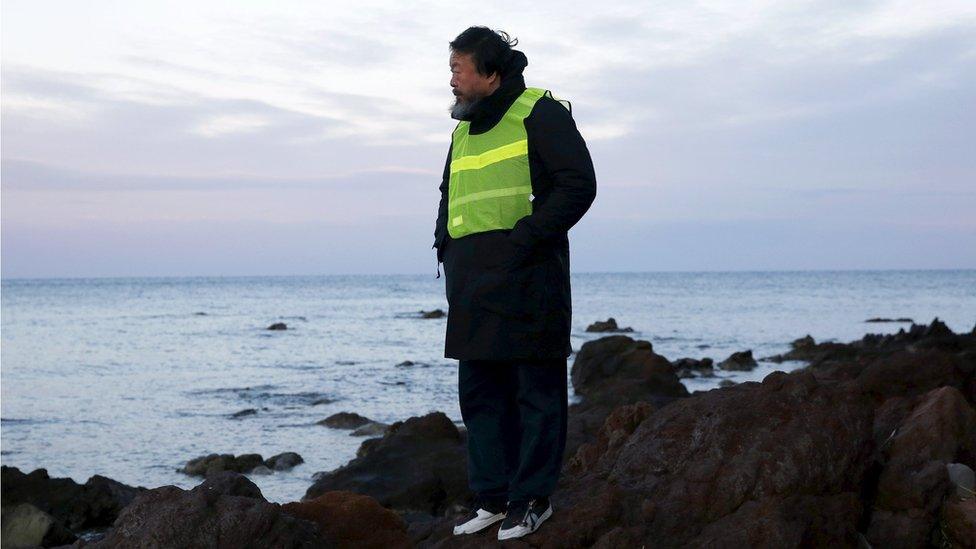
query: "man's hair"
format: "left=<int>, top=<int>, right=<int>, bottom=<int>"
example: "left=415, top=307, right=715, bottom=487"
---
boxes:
left=449, top=26, right=518, bottom=78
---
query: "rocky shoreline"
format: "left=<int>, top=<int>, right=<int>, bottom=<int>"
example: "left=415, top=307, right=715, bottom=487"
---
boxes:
left=2, top=319, right=973, bottom=548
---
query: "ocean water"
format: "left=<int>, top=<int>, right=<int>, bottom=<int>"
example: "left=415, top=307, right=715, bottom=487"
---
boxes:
left=1, top=270, right=973, bottom=503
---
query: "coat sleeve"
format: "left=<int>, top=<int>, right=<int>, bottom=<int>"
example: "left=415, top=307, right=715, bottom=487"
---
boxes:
left=433, top=142, right=452, bottom=255
left=508, top=96, right=597, bottom=250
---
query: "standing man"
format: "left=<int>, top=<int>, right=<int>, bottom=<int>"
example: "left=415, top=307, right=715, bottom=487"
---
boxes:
left=432, top=27, right=597, bottom=540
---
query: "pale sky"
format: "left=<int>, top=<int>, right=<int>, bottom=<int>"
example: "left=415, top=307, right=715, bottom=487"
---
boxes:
left=2, top=0, right=975, bottom=278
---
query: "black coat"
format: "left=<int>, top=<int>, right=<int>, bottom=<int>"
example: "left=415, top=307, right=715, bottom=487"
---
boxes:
left=433, top=51, right=597, bottom=360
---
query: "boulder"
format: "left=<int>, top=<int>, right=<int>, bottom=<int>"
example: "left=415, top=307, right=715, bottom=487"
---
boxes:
left=304, top=412, right=468, bottom=516
left=318, top=412, right=373, bottom=429
left=266, top=322, right=287, bottom=330
left=671, top=357, right=714, bottom=378
left=83, top=472, right=329, bottom=547
left=182, top=453, right=265, bottom=476
left=282, top=490, right=411, bottom=548
left=351, top=422, right=390, bottom=437
left=585, top=317, right=634, bottom=333
left=718, top=349, right=757, bottom=371
left=420, top=309, right=445, bottom=319
left=264, top=452, right=304, bottom=471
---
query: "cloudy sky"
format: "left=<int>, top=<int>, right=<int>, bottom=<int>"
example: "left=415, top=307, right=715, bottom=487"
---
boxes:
left=2, top=0, right=974, bottom=278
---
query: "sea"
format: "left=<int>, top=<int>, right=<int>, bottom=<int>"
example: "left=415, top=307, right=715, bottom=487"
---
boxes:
left=1, top=270, right=974, bottom=503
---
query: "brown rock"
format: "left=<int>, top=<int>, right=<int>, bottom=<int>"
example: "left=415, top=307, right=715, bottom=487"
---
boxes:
left=282, top=490, right=410, bottom=548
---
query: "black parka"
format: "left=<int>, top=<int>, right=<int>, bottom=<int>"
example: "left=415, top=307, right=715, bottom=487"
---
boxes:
left=433, top=50, right=596, bottom=360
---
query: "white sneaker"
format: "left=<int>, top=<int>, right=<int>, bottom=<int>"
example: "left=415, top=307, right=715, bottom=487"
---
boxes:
left=453, top=499, right=507, bottom=535
left=497, top=497, right=553, bottom=540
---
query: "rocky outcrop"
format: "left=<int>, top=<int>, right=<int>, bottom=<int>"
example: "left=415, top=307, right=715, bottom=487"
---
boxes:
left=0, top=465, right=146, bottom=545
left=282, top=490, right=411, bottom=548
left=318, top=411, right=373, bottom=429
left=266, top=322, right=288, bottom=330
left=566, top=336, right=688, bottom=463
left=585, top=317, right=634, bottom=333
left=265, top=452, right=305, bottom=471
left=717, top=349, right=758, bottom=370
left=76, top=471, right=330, bottom=547
left=412, top=318, right=976, bottom=547
left=304, top=412, right=468, bottom=517
left=182, top=453, right=265, bottom=476
left=420, top=309, right=446, bottom=319
left=671, top=357, right=714, bottom=378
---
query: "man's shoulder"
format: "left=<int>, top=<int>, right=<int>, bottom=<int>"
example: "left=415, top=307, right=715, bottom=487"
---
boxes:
left=525, top=93, right=578, bottom=137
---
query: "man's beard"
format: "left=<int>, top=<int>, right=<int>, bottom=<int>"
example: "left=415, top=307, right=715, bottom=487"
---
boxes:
left=450, top=93, right=482, bottom=120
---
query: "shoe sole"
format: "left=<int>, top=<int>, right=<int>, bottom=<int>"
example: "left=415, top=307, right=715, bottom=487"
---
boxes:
left=453, top=512, right=506, bottom=535
left=497, top=506, right=553, bottom=540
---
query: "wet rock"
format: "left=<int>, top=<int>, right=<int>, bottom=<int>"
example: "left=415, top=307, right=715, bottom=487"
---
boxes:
left=396, top=360, right=415, bottom=367
left=941, top=497, right=975, bottom=548
left=282, top=490, right=410, bottom=548
left=791, top=334, right=816, bottom=350
left=304, top=412, right=467, bottom=516
left=671, top=357, right=714, bottom=378
left=230, top=408, right=257, bottom=418
left=318, top=412, right=373, bottom=429
left=351, top=421, right=390, bottom=437
left=718, top=349, right=757, bottom=371
left=420, top=309, right=445, bottom=319
left=85, top=472, right=329, bottom=547
left=266, top=322, right=287, bottom=330
left=865, top=317, right=914, bottom=323
left=264, top=452, right=304, bottom=471
left=0, top=465, right=146, bottom=535
left=0, top=503, right=76, bottom=548
left=182, top=453, right=265, bottom=476
left=585, top=317, right=634, bottom=333
left=718, top=379, right=737, bottom=388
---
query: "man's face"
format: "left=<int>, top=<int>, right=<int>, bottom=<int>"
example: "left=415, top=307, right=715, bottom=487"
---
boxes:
left=450, top=51, right=499, bottom=115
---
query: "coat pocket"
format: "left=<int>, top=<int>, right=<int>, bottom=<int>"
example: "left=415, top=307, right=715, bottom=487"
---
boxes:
left=472, top=262, right=547, bottom=323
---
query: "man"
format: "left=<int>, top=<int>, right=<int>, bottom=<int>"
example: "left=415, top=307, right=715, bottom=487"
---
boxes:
left=432, top=26, right=596, bottom=541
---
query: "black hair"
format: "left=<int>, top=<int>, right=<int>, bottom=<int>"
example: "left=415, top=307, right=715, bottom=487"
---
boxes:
left=449, top=26, right=518, bottom=77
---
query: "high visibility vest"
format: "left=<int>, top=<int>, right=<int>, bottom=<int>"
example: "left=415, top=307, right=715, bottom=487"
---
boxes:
left=447, top=87, right=570, bottom=239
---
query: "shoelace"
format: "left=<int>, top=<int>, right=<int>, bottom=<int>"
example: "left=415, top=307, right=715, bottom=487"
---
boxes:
left=519, top=499, right=537, bottom=526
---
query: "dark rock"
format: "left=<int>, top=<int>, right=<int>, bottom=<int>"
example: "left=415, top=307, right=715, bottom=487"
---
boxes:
left=318, top=412, right=372, bottom=429
left=85, top=472, right=330, bottom=547
left=0, top=465, right=146, bottom=535
left=420, top=309, right=445, bottom=319
left=182, top=453, right=265, bottom=476
left=282, top=490, right=411, bottom=548
left=791, top=334, right=816, bottom=350
left=941, top=497, right=975, bottom=548
left=0, top=503, right=76, bottom=547
left=264, top=452, right=304, bottom=471
left=266, top=322, right=287, bottom=330
left=304, top=412, right=468, bottom=516
left=396, top=360, right=415, bottom=367
left=230, top=408, right=257, bottom=418
left=718, top=349, right=758, bottom=371
left=865, top=317, right=914, bottom=323
left=585, top=317, right=634, bottom=333
left=671, top=357, right=714, bottom=378
left=865, top=386, right=976, bottom=547
left=718, top=379, right=737, bottom=388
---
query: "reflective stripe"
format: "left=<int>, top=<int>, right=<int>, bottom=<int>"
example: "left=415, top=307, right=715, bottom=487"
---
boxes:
left=452, top=215, right=463, bottom=227
left=449, top=185, right=532, bottom=209
left=450, top=140, right=528, bottom=174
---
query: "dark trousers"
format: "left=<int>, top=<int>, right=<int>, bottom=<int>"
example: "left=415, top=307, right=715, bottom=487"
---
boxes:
left=457, top=357, right=568, bottom=504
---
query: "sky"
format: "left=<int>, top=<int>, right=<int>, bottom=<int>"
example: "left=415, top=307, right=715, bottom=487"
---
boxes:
left=2, top=0, right=975, bottom=278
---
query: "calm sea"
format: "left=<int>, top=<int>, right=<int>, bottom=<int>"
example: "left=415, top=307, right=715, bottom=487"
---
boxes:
left=2, top=270, right=973, bottom=503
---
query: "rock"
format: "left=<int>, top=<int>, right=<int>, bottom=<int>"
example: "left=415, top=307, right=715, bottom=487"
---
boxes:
left=718, top=349, right=757, bottom=371
left=318, top=412, right=373, bottom=429
left=420, top=309, right=445, bottom=319
left=182, top=453, right=265, bottom=476
left=0, top=465, right=146, bottom=534
left=396, top=360, right=415, bottom=367
left=230, top=408, right=257, bottom=418
left=718, top=379, right=737, bottom=388
left=865, top=386, right=976, bottom=547
left=265, top=452, right=304, bottom=471
left=865, top=317, right=914, bottom=323
left=946, top=462, right=976, bottom=498
left=565, top=335, right=688, bottom=469
left=351, top=422, right=390, bottom=437
left=248, top=465, right=273, bottom=475
left=304, top=412, right=468, bottom=516
left=941, top=497, right=975, bottom=548
left=266, top=322, right=287, bottom=330
left=282, top=490, right=410, bottom=548
left=791, top=334, right=816, bottom=350
left=85, top=472, right=329, bottom=547
left=671, top=357, right=714, bottom=378
left=0, top=503, right=75, bottom=548
left=585, top=317, right=634, bottom=333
